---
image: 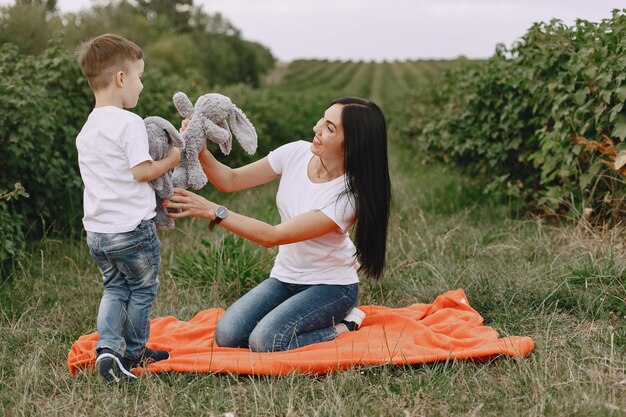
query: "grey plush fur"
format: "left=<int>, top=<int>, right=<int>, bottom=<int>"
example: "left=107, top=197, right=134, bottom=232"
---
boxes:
left=172, top=92, right=258, bottom=190
left=144, top=116, right=185, bottom=230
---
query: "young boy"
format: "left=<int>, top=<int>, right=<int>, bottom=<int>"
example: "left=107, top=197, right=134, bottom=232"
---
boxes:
left=75, top=34, right=180, bottom=384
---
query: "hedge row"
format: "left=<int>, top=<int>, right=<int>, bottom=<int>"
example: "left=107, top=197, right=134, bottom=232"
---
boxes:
left=399, top=10, right=626, bottom=218
left=0, top=40, right=335, bottom=278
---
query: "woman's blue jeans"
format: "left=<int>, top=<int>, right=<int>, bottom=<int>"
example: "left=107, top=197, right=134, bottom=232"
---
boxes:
left=86, top=220, right=160, bottom=360
left=215, top=277, right=359, bottom=352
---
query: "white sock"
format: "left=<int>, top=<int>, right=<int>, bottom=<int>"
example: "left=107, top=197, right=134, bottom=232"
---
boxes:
left=334, top=323, right=349, bottom=335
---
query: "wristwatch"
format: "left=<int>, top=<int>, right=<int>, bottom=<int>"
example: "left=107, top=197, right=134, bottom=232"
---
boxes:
left=209, top=205, right=229, bottom=230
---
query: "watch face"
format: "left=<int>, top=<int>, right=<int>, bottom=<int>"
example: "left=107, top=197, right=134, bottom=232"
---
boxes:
left=215, top=206, right=228, bottom=219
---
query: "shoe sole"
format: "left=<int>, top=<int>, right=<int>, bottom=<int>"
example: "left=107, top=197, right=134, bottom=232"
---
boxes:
left=96, top=353, right=137, bottom=383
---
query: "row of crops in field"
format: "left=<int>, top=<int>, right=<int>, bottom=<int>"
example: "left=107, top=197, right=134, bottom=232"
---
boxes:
left=271, top=59, right=461, bottom=108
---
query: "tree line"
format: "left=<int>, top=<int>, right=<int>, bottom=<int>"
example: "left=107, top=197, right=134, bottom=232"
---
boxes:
left=0, top=0, right=279, bottom=278
left=0, top=0, right=276, bottom=87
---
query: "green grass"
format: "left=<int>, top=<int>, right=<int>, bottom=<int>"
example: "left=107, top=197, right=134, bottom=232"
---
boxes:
left=1, top=60, right=624, bottom=416
left=1, top=142, right=624, bottom=416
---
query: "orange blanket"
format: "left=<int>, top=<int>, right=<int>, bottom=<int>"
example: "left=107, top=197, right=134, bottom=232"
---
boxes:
left=67, top=289, right=533, bottom=376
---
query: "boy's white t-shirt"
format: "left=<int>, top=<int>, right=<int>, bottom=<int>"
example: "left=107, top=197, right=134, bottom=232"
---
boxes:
left=76, top=106, right=156, bottom=233
left=267, top=140, right=359, bottom=285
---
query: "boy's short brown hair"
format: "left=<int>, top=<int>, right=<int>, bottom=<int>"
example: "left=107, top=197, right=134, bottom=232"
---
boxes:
left=77, top=33, right=143, bottom=92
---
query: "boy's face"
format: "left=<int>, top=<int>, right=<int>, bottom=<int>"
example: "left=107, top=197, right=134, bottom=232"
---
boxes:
left=120, top=59, right=144, bottom=109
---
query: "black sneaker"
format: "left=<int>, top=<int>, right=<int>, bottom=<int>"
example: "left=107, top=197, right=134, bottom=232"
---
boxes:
left=341, top=307, right=366, bottom=331
left=95, top=348, right=137, bottom=384
left=131, top=347, right=170, bottom=369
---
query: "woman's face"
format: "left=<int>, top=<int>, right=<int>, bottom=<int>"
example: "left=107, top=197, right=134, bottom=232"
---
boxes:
left=311, top=103, right=345, bottom=161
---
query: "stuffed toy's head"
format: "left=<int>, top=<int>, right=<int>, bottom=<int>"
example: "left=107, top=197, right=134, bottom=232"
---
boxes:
left=172, top=92, right=258, bottom=189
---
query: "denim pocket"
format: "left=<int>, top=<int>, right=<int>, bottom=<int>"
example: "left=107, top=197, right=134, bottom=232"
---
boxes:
left=108, top=242, right=151, bottom=278
left=89, top=247, right=111, bottom=273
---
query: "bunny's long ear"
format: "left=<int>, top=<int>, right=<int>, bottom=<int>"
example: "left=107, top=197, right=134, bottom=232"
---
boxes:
left=217, top=119, right=232, bottom=155
left=145, top=116, right=185, bottom=150
left=162, top=120, right=185, bottom=150
left=228, top=105, right=258, bottom=155
left=173, top=92, right=194, bottom=118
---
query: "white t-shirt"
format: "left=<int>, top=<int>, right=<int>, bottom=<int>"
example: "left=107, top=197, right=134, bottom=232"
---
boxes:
left=76, top=106, right=156, bottom=233
left=267, top=140, right=359, bottom=285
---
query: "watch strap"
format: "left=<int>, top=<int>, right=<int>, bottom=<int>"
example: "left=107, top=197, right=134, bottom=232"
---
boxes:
left=209, top=216, right=223, bottom=230
left=209, top=205, right=227, bottom=231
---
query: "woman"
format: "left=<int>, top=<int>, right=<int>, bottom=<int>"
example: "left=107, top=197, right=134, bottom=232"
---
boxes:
left=164, top=97, right=391, bottom=352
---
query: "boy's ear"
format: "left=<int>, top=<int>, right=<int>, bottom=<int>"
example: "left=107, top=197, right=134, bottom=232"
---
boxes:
left=114, top=70, right=124, bottom=87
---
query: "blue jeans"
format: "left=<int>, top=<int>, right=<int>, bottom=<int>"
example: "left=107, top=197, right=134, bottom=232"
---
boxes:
left=215, top=277, right=359, bottom=352
left=86, top=220, right=160, bottom=360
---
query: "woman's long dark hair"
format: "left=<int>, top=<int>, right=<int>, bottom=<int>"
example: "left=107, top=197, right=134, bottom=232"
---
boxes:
left=332, top=97, right=391, bottom=278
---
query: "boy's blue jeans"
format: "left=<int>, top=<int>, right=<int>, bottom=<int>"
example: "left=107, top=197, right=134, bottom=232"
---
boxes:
left=215, top=277, right=359, bottom=352
left=86, top=220, right=160, bottom=361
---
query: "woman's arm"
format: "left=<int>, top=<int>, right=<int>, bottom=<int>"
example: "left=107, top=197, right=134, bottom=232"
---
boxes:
left=164, top=188, right=339, bottom=247
left=198, top=148, right=279, bottom=192
left=179, top=114, right=278, bottom=191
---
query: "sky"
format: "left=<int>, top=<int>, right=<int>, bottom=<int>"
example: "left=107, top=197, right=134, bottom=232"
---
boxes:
left=29, top=0, right=626, bottom=61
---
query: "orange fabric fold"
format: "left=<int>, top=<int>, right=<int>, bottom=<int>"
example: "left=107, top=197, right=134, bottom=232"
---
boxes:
left=67, top=289, right=534, bottom=376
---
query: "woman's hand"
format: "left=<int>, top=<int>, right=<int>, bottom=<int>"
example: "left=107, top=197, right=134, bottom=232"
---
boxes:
left=182, top=114, right=212, bottom=158
left=179, top=115, right=192, bottom=133
left=163, top=188, right=217, bottom=219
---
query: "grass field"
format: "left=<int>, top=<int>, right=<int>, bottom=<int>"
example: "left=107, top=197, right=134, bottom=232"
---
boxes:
left=1, top=60, right=625, bottom=416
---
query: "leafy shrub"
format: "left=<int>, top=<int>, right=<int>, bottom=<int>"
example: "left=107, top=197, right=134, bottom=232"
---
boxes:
left=399, top=10, right=626, bottom=218
left=0, top=37, right=336, bottom=253
left=0, top=2, right=63, bottom=55
left=0, top=41, right=89, bottom=232
left=0, top=183, right=28, bottom=280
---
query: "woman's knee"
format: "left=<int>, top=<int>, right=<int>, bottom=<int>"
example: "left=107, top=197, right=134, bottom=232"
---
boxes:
left=214, top=316, right=249, bottom=348
left=248, top=325, right=286, bottom=352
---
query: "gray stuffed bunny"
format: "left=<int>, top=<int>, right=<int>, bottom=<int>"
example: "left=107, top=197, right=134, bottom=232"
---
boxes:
left=172, top=92, right=258, bottom=190
left=144, top=116, right=185, bottom=230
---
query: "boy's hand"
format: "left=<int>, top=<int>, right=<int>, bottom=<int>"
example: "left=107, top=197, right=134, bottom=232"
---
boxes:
left=167, top=147, right=181, bottom=169
left=131, top=148, right=180, bottom=182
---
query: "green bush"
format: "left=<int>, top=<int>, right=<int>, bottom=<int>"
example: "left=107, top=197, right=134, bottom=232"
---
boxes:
left=0, top=41, right=89, bottom=232
left=0, top=39, right=202, bottom=237
left=0, top=183, right=28, bottom=280
left=400, top=10, right=626, bottom=218
left=0, top=37, right=336, bottom=255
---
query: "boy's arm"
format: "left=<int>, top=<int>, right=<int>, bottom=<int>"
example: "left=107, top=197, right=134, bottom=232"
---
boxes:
left=131, top=148, right=181, bottom=182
